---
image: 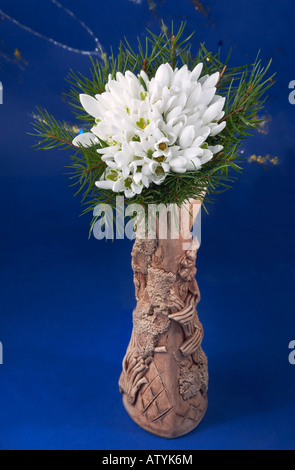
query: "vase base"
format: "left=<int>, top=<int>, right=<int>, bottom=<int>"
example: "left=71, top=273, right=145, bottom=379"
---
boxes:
left=122, top=391, right=208, bottom=439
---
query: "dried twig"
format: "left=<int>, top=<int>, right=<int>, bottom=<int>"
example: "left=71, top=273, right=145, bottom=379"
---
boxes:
left=0, top=0, right=105, bottom=58
left=216, top=65, right=227, bottom=86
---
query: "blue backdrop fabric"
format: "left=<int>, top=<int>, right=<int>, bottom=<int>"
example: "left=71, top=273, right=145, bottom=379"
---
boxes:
left=0, top=0, right=294, bottom=450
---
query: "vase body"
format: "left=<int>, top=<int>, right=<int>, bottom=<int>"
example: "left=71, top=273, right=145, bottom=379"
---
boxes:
left=119, top=201, right=208, bottom=438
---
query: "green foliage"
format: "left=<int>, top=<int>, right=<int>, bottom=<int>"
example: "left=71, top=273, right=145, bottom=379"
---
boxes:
left=31, top=22, right=274, bottom=231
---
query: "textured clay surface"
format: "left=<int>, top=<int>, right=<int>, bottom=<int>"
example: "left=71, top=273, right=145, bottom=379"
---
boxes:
left=119, top=200, right=208, bottom=438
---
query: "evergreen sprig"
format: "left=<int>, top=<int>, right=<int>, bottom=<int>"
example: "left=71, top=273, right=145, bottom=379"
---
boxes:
left=31, top=22, right=274, bottom=231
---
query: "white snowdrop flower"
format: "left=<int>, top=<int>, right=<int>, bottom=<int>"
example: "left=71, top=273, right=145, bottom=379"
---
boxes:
left=72, top=132, right=98, bottom=147
left=74, top=62, right=226, bottom=197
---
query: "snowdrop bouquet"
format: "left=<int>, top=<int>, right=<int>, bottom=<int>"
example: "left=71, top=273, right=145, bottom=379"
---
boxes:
left=31, top=24, right=273, bottom=441
left=73, top=63, right=226, bottom=198
left=33, top=24, right=272, bottom=225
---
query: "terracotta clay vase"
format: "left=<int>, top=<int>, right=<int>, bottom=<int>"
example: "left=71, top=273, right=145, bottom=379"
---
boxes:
left=119, top=199, right=208, bottom=438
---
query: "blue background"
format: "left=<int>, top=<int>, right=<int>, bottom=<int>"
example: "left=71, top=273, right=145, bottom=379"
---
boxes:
left=0, top=0, right=294, bottom=450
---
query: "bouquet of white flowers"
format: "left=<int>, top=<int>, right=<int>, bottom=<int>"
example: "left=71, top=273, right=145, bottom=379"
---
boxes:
left=74, top=63, right=226, bottom=198
left=33, top=23, right=273, bottom=227
left=31, top=23, right=274, bottom=439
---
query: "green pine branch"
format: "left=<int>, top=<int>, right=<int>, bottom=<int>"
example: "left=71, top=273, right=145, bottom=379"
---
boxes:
left=31, top=22, right=275, bottom=233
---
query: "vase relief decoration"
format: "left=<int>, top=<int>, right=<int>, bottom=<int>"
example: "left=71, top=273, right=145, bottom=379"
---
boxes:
left=32, top=24, right=273, bottom=438
left=119, top=200, right=208, bottom=438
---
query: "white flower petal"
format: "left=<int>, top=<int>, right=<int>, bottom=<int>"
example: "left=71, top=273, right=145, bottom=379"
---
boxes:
left=131, top=182, right=143, bottom=194
left=125, top=188, right=136, bottom=198
left=166, top=105, right=182, bottom=123
left=72, top=132, right=97, bottom=147
left=151, top=174, right=166, bottom=185
left=199, top=87, right=216, bottom=106
left=149, top=81, right=163, bottom=102
left=155, top=63, right=173, bottom=87
left=132, top=172, right=142, bottom=184
left=141, top=175, right=150, bottom=188
left=202, top=98, right=225, bottom=124
left=142, top=164, right=152, bottom=176
left=122, top=165, right=131, bottom=178
left=113, top=179, right=125, bottom=192
left=192, top=136, right=206, bottom=147
left=172, top=92, right=187, bottom=110
left=191, top=63, right=203, bottom=81
left=209, top=144, right=223, bottom=154
left=210, top=121, right=226, bottom=136
left=170, top=157, right=187, bottom=173
left=80, top=94, right=101, bottom=118
left=182, top=147, right=203, bottom=159
left=186, top=156, right=202, bottom=171
left=199, top=149, right=213, bottom=164
left=95, top=180, right=114, bottom=190
left=114, top=151, right=133, bottom=167
left=194, top=126, right=211, bottom=139
left=201, top=72, right=220, bottom=89
left=172, top=65, right=189, bottom=88
left=179, top=126, right=195, bottom=148
left=104, top=160, right=118, bottom=169
left=187, top=83, right=202, bottom=108
left=139, top=70, right=149, bottom=85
